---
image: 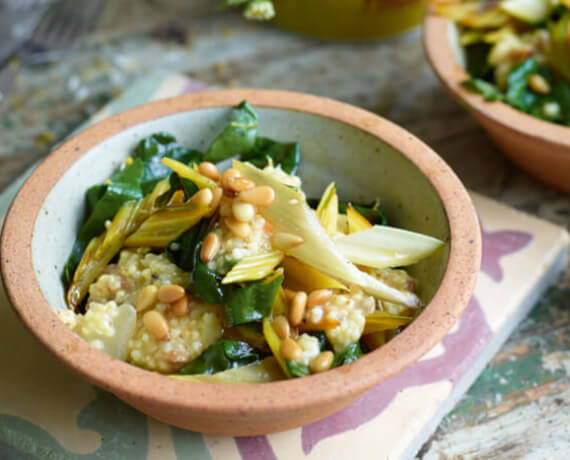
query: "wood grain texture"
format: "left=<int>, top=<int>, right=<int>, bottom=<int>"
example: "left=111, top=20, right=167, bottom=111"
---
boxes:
left=0, top=0, right=568, bottom=456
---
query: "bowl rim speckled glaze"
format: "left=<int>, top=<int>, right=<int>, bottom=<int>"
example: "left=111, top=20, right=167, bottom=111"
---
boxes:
left=423, top=10, right=570, bottom=150
left=0, top=89, right=480, bottom=433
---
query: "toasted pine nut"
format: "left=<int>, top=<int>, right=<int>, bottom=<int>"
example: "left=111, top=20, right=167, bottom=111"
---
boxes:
left=283, top=288, right=296, bottom=302
left=280, top=337, right=302, bottom=361
left=198, top=162, right=220, bottom=181
left=189, top=188, right=213, bottom=207
left=232, top=200, right=255, bottom=222
left=224, top=217, right=251, bottom=239
left=209, top=187, right=223, bottom=212
left=273, top=315, right=290, bottom=340
left=239, top=186, right=275, bottom=207
left=201, top=232, right=221, bottom=263
left=227, top=177, right=255, bottom=193
left=289, top=291, right=307, bottom=327
left=309, top=351, right=334, bottom=373
left=171, top=295, right=189, bottom=317
left=135, top=285, right=158, bottom=312
left=219, top=196, right=233, bottom=217
left=528, top=74, right=551, bottom=94
left=307, top=289, right=333, bottom=308
left=158, top=284, right=185, bottom=303
left=221, top=168, right=240, bottom=190
left=272, top=232, right=304, bottom=250
left=143, top=311, right=170, bottom=341
left=169, top=190, right=185, bottom=206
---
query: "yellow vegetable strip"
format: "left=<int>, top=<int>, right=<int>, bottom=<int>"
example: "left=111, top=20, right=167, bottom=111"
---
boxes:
left=363, top=311, right=414, bottom=335
left=346, top=204, right=372, bottom=234
left=171, top=357, right=285, bottom=383
left=282, top=257, right=347, bottom=292
left=124, top=201, right=210, bottom=248
left=262, top=318, right=293, bottom=378
left=315, top=182, right=338, bottom=236
left=67, top=201, right=141, bottom=310
left=161, top=158, right=217, bottom=189
left=271, top=287, right=289, bottom=317
left=221, top=250, right=284, bottom=284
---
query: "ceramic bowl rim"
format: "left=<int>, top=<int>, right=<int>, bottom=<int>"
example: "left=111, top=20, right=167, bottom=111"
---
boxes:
left=0, top=89, right=480, bottom=418
left=423, top=10, right=570, bottom=149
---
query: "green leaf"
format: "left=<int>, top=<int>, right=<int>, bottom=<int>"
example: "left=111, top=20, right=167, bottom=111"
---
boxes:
left=310, top=331, right=330, bottom=351
left=178, top=340, right=259, bottom=375
left=506, top=58, right=540, bottom=110
left=193, top=260, right=226, bottom=304
left=332, top=342, right=363, bottom=367
left=155, top=172, right=199, bottom=208
left=464, top=43, right=492, bottom=79
left=240, top=137, right=301, bottom=174
left=203, top=101, right=259, bottom=162
left=463, top=78, right=504, bottom=102
left=285, top=360, right=310, bottom=377
left=224, top=272, right=284, bottom=326
left=166, top=219, right=208, bottom=272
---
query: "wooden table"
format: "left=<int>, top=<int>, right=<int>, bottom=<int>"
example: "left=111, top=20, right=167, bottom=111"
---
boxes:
left=1, top=1, right=568, bottom=457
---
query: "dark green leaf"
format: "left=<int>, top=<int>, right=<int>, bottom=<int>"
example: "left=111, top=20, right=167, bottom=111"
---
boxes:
left=332, top=343, right=363, bottom=368
left=464, top=43, right=492, bottom=79
left=286, top=360, right=310, bottom=378
left=156, top=173, right=199, bottom=208
left=203, top=101, right=259, bottom=162
left=192, top=260, right=225, bottom=304
left=178, top=340, right=259, bottom=375
left=309, top=331, right=330, bottom=351
left=166, top=222, right=205, bottom=272
left=224, top=273, right=284, bottom=326
left=240, top=137, right=301, bottom=174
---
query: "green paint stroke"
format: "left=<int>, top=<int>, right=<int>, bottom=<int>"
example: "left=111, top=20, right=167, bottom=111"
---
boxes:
left=170, top=426, right=212, bottom=460
left=0, top=389, right=148, bottom=460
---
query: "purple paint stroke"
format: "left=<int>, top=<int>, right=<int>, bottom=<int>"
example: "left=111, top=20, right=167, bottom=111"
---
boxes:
left=300, top=296, right=492, bottom=454
left=181, top=78, right=210, bottom=94
left=480, top=226, right=532, bottom=282
left=235, top=435, right=277, bottom=460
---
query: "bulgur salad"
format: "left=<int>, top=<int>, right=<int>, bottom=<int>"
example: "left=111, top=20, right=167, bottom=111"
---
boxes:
left=436, top=0, right=570, bottom=126
left=59, top=101, right=444, bottom=382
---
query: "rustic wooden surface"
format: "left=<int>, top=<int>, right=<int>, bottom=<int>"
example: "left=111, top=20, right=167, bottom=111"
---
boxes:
left=0, top=1, right=568, bottom=458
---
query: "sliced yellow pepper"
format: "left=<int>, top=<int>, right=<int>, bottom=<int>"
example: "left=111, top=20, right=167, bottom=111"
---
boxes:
left=222, top=250, right=284, bottom=284
left=262, top=318, right=293, bottom=378
left=161, top=158, right=217, bottom=189
left=363, top=311, right=414, bottom=335
left=315, top=182, right=338, bottom=236
left=346, top=204, right=372, bottom=234
left=282, top=256, right=347, bottom=292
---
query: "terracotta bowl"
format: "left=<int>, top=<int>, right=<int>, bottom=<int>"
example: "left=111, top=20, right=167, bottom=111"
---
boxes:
left=0, top=90, right=480, bottom=435
left=423, top=10, right=570, bottom=193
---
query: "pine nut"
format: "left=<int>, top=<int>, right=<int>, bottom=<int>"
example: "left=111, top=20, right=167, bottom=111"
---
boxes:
left=309, top=351, right=334, bottom=373
left=189, top=188, right=213, bottom=207
left=528, top=74, right=550, bottom=94
left=135, top=285, right=158, bottom=312
left=209, top=187, right=223, bottom=212
left=171, top=295, right=189, bottom=317
left=198, top=162, right=220, bottom=181
left=221, top=168, right=240, bottom=190
left=307, top=289, right=333, bottom=308
left=273, top=315, right=290, bottom=340
left=143, top=311, right=170, bottom=341
left=280, top=337, right=302, bottom=361
left=272, top=232, right=304, bottom=250
left=201, top=232, right=221, bottom=263
left=283, top=288, right=296, bottom=302
left=238, top=186, right=275, bottom=207
left=158, top=284, right=185, bottom=303
left=227, top=177, right=255, bottom=193
left=224, top=217, right=251, bottom=238
left=232, top=200, right=255, bottom=222
left=219, top=196, right=233, bottom=217
left=289, top=291, right=307, bottom=326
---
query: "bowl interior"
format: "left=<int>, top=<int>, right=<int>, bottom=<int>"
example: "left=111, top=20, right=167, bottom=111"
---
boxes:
left=32, top=106, right=450, bottom=316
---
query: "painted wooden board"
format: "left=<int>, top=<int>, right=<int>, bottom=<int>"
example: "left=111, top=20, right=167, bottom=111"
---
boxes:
left=0, top=74, right=568, bottom=460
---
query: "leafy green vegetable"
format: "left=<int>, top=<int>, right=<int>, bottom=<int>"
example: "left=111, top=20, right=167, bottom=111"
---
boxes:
left=203, top=101, right=258, bottom=162
left=464, top=43, right=492, bottom=79
left=463, top=78, right=504, bottom=102
left=166, top=219, right=209, bottom=272
left=310, top=331, right=330, bottom=351
left=224, top=272, right=284, bottom=326
left=240, top=137, right=301, bottom=174
left=286, top=360, right=310, bottom=378
left=155, top=173, right=199, bottom=207
left=63, top=132, right=200, bottom=285
left=178, top=340, right=259, bottom=375
left=193, top=260, right=226, bottom=304
left=506, top=58, right=540, bottom=110
left=332, top=343, right=363, bottom=367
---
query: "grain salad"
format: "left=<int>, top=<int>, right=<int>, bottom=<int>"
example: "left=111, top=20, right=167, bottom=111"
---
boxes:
left=59, top=101, right=444, bottom=382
